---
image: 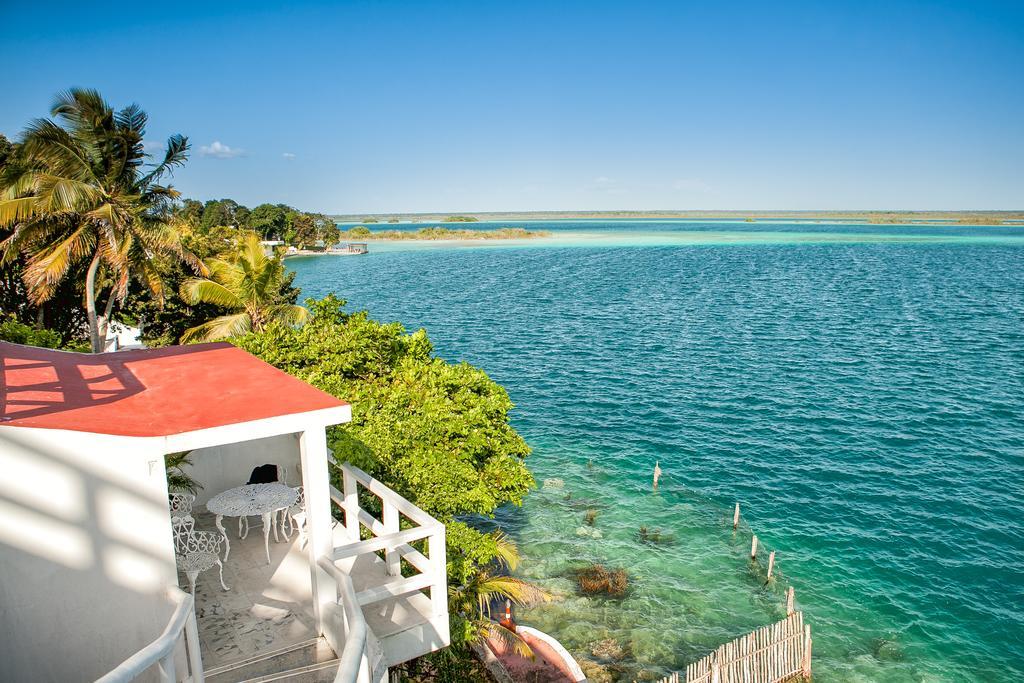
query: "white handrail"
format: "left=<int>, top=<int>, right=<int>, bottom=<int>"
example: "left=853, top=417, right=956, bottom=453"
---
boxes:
left=335, top=463, right=440, bottom=528
left=318, top=557, right=369, bottom=683
left=95, top=587, right=203, bottom=683
left=322, top=462, right=449, bottom=682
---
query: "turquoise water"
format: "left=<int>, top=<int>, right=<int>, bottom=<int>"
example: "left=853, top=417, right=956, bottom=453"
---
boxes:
left=291, top=223, right=1024, bottom=681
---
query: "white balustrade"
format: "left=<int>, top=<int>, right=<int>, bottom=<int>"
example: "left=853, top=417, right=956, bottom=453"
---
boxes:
left=95, top=462, right=446, bottom=683
left=323, top=462, right=448, bottom=683
left=95, top=588, right=203, bottom=683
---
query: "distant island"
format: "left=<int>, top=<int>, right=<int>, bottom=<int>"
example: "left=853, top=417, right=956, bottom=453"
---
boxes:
left=339, top=226, right=550, bottom=241
left=333, top=210, right=1024, bottom=226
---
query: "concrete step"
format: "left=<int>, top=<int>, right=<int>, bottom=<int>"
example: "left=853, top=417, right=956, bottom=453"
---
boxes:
left=205, top=637, right=337, bottom=683
left=236, top=659, right=339, bottom=682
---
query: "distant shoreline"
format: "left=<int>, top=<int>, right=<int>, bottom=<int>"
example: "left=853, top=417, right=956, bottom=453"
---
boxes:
left=331, top=210, right=1024, bottom=226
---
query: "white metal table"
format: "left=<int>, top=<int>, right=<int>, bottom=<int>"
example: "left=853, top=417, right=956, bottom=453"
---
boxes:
left=206, top=483, right=298, bottom=564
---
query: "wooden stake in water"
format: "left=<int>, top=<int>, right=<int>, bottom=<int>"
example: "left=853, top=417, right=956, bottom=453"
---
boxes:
left=751, top=534, right=759, bottom=559
left=786, top=586, right=795, bottom=615
left=733, top=502, right=740, bottom=529
left=767, top=550, right=776, bottom=579
left=802, top=624, right=813, bottom=676
left=653, top=461, right=662, bottom=490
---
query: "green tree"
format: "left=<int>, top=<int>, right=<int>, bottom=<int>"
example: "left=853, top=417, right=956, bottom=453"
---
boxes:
left=0, top=89, right=199, bottom=352
left=315, top=214, right=340, bottom=246
left=233, top=296, right=537, bottom=663
left=0, top=314, right=61, bottom=348
left=233, top=295, right=534, bottom=562
left=0, top=134, right=13, bottom=168
left=446, top=531, right=550, bottom=656
left=290, top=212, right=318, bottom=247
left=248, top=203, right=290, bottom=239
left=180, top=231, right=309, bottom=342
left=199, top=198, right=248, bottom=231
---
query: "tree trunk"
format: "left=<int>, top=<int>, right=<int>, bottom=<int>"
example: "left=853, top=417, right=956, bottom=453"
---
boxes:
left=85, top=251, right=102, bottom=353
left=98, top=293, right=116, bottom=345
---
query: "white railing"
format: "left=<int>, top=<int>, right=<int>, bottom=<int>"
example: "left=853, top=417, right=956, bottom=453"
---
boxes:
left=321, top=462, right=448, bottom=683
left=95, top=587, right=203, bottom=683
left=330, top=463, right=446, bottom=622
left=317, top=556, right=372, bottom=683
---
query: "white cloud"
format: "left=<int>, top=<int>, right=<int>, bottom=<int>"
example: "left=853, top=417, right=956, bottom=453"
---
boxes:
left=282, top=152, right=296, bottom=160
left=199, top=141, right=244, bottom=159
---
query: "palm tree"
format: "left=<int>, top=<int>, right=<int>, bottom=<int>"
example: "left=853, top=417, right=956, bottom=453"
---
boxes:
left=0, top=89, right=200, bottom=352
left=165, top=451, right=203, bottom=495
left=448, top=531, right=552, bottom=658
left=179, top=231, right=309, bottom=342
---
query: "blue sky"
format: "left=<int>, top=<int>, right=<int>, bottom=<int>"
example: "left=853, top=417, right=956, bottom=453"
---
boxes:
left=2, top=0, right=1022, bottom=213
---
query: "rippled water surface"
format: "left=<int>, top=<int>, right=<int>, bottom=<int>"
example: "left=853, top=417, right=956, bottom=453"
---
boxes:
left=291, top=223, right=1024, bottom=681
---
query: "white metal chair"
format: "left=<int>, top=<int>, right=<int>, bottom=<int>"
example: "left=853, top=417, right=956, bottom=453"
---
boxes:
left=168, top=492, right=195, bottom=520
left=172, top=516, right=230, bottom=594
left=280, top=486, right=306, bottom=544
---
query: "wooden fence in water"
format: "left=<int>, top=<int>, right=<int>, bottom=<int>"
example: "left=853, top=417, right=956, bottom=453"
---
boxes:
left=658, top=612, right=811, bottom=683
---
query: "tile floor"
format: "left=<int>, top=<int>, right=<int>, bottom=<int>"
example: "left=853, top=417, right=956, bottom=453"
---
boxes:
left=182, top=512, right=318, bottom=669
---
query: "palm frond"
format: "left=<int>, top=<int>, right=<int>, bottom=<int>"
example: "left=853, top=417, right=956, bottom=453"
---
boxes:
left=474, top=575, right=552, bottom=616
left=22, top=225, right=97, bottom=301
left=266, top=303, right=310, bottom=327
left=483, top=621, right=535, bottom=660
left=180, top=312, right=252, bottom=343
left=490, top=531, right=521, bottom=571
left=0, top=196, right=41, bottom=227
left=140, top=134, right=190, bottom=186
left=19, top=118, right=98, bottom=184
left=115, top=103, right=148, bottom=136
left=180, top=277, right=244, bottom=308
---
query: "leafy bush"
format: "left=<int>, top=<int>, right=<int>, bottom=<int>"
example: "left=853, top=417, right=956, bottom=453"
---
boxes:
left=347, top=226, right=372, bottom=238
left=232, top=295, right=535, bottom=577
left=0, top=315, right=63, bottom=348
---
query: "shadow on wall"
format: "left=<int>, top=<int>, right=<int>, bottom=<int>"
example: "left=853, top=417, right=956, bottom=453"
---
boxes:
left=0, top=428, right=178, bottom=682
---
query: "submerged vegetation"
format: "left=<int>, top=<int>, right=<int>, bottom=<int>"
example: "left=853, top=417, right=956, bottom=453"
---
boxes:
left=340, top=226, right=550, bottom=241
left=577, top=564, right=630, bottom=598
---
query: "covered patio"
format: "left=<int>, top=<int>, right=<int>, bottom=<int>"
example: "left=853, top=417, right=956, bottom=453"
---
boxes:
left=0, top=340, right=450, bottom=683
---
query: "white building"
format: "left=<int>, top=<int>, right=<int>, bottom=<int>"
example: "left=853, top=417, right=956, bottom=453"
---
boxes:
left=0, top=341, right=450, bottom=682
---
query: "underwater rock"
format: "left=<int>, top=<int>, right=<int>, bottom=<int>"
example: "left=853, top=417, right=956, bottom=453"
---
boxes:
left=543, top=477, right=565, bottom=489
left=576, top=526, right=604, bottom=539
left=590, top=637, right=627, bottom=661
left=627, top=627, right=677, bottom=665
left=872, top=637, right=905, bottom=661
left=576, top=658, right=614, bottom=683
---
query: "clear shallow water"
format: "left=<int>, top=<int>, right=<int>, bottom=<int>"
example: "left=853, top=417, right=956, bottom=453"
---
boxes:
left=292, top=223, right=1024, bottom=681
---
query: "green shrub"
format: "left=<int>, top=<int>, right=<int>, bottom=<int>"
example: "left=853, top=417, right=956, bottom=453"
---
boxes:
left=0, top=315, right=62, bottom=348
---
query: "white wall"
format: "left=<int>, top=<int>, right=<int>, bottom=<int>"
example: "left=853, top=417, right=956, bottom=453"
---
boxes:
left=0, top=427, right=177, bottom=682
left=185, top=434, right=301, bottom=507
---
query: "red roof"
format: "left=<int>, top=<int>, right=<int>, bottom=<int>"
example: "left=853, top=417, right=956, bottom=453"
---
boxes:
left=0, top=341, right=348, bottom=437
